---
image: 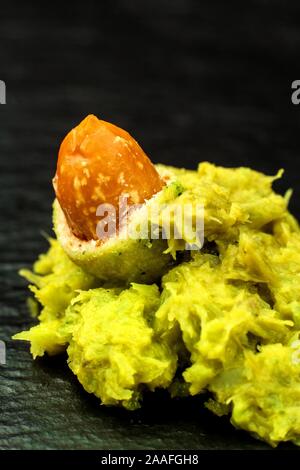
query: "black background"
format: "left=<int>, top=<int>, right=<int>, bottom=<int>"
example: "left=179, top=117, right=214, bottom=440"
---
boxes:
left=1, top=0, right=300, bottom=450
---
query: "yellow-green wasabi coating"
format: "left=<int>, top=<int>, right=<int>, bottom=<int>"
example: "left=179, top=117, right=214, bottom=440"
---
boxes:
left=66, top=285, right=177, bottom=409
left=14, top=162, right=300, bottom=447
left=52, top=180, right=184, bottom=284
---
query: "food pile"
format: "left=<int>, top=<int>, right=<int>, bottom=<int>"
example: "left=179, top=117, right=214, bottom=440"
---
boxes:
left=15, top=115, right=300, bottom=447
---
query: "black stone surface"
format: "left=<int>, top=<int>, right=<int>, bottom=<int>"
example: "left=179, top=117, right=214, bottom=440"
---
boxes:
left=1, top=0, right=300, bottom=450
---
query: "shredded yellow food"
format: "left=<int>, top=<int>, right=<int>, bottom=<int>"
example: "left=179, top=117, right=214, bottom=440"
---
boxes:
left=14, top=162, right=300, bottom=447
